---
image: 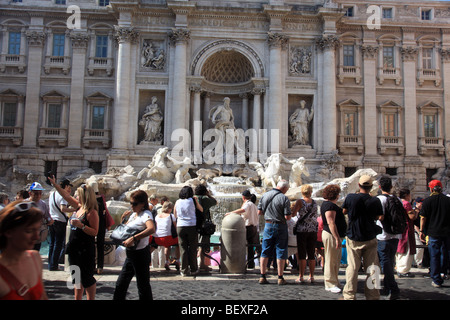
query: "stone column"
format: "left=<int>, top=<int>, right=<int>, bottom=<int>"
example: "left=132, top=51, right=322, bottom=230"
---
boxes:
left=112, top=26, right=139, bottom=153
left=67, top=32, right=89, bottom=150
left=316, top=35, right=339, bottom=154
left=251, top=88, right=264, bottom=157
left=191, top=85, right=202, bottom=163
left=168, top=28, right=190, bottom=149
left=267, top=32, right=288, bottom=153
left=401, top=46, right=419, bottom=157
left=240, top=93, right=249, bottom=131
left=361, top=44, right=379, bottom=156
left=22, top=29, right=46, bottom=148
left=441, top=47, right=450, bottom=164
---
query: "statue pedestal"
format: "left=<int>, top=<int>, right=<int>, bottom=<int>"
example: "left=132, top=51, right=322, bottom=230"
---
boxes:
left=284, top=145, right=317, bottom=160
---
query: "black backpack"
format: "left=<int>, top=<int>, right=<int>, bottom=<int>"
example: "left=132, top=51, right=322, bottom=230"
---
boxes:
left=380, top=194, right=407, bottom=235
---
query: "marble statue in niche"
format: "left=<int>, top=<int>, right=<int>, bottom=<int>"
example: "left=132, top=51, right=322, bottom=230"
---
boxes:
left=289, top=47, right=312, bottom=75
left=139, top=96, right=163, bottom=143
left=289, top=100, right=314, bottom=146
left=209, top=97, right=236, bottom=136
left=141, top=40, right=165, bottom=70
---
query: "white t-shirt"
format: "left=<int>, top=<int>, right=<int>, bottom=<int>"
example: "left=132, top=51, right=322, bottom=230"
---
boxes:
left=154, top=214, right=175, bottom=238
left=376, top=194, right=402, bottom=241
left=127, top=209, right=153, bottom=250
left=175, top=198, right=196, bottom=227
left=49, top=191, right=69, bottom=223
left=241, top=200, right=259, bottom=227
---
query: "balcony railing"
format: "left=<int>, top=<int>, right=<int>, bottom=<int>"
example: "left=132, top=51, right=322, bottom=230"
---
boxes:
left=418, top=136, right=444, bottom=155
left=44, top=56, right=71, bottom=74
left=87, top=57, right=113, bottom=76
left=83, top=129, right=111, bottom=148
left=0, top=54, right=26, bottom=73
left=38, top=127, right=67, bottom=147
left=338, top=134, right=363, bottom=153
left=0, top=126, right=22, bottom=146
left=378, top=136, right=404, bottom=154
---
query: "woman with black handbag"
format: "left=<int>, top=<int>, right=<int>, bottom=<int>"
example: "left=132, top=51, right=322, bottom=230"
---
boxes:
left=113, top=190, right=155, bottom=300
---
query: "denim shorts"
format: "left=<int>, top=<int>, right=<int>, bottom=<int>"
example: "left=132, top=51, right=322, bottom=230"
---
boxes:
left=261, top=222, right=288, bottom=260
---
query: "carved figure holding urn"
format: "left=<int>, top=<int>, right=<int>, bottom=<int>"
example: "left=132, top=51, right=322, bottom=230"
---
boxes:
left=289, top=100, right=314, bottom=146
left=139, top=96, right=163, bottom=142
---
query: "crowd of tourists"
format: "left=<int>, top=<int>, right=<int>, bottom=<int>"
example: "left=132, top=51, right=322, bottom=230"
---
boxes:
left=0, top=172, right=449, bottom=300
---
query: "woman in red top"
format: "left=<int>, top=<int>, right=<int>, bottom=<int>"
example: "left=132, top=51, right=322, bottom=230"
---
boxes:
left=0, top=201, right=48, bottom=300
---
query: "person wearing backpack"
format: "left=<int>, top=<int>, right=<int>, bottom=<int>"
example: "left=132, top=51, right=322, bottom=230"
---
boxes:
left=342, top=175, right=383, bottom=300
left=376, top=175, right=404, bottom=300
left=419, top=179, right=450, bottom=288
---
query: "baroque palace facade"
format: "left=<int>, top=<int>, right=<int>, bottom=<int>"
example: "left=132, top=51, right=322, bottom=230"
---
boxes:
left=0, top=0, right=449, bottom=194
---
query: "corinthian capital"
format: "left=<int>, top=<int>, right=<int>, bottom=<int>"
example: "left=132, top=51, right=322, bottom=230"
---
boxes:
left=69, top=32, right=90, bottom=48
left=316, top=35, right=339, bottom=51
left=360, top=45, right=379, bottom=59
left=168, top=28, right=191, bottom=45
left=401, top=46, right=418, bottom=62
left=267, top=32, right=289, bottom=49
left=26, top=30, right=46, bottom=46
left=114, top=26, right=140, bottom=44
left=440, top=48, right=450, bottom=62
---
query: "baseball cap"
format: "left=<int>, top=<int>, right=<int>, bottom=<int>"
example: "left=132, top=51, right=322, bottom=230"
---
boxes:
left=428, top=180, right=442, bottom=190
left=60, top=179, right=73, bottom=188
left=358, top=175, right=373, bottom=187
left=30, top=182, right=45, bottom=191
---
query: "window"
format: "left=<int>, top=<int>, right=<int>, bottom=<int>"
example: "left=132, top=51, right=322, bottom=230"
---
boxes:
left=382, top=8, right=393, bottom=19
left=422, top=9, right=432, bottom=20
left=52, top=33, right=65, bottom=57
left=95, top=35, right=108, bottom=58
left=48, top=104, right=62, bottom=128
left=343, top=45, right=355, bottom=67
left=99, top=0, right=109, bottom=6
left=8, top=32, right=21, bottom=55
left=344, top=167, right=357, bottom=178
left=386, top=168, right=397, bottom=176
left=383, top=46, right=394, bottom=68
left=422, top=48, right=433, bottom=70
left=424, top=114, right=436, bottom=138
left=55, top=0, right=66, bottom=4
left=92, top=106, right=105, bottom=129
left=45, top=161, right=58, bottom=181
left=344, top=112, right=357, bottom=136
left=344, top=7, right=354, bottom=17
left=2, top=103, right=17, bottom=127
left=384, top=113, right=397, bottom=137
left=89, top=161, right=103, bottom=174
left=12, top=0, right=22, bottom=2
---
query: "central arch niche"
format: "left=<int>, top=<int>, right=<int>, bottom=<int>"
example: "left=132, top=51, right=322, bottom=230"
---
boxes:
left=201, top=50, right=254, bottom=84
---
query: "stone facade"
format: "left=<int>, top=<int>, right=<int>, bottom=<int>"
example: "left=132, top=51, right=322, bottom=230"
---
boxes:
left=0, top=0, right=449, bottom=195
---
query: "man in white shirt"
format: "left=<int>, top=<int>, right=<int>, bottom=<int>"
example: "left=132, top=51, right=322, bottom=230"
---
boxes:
left=48, top=179, right=75, bottom=271
left=226, top=190, right=259, bottom=269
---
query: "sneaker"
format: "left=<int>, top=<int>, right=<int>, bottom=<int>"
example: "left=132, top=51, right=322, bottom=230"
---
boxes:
left=326, top=286, right=342, bottom=294
left=398, top=272, right=415, bottom=278
left=431, top=282, right=442, bottom=288
left=259, top=277, right=269, bottom=284
left=278, top=278, right=287, bottom=285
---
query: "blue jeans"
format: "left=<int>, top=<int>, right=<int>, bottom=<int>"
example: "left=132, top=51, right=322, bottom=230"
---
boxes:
left=428, top=236, right=450, bottom=285
left=377, top=239, right=399, bottom=295
left=48, top=220, right=67, bottom=270
left=261, top=222, right=288, bottom=260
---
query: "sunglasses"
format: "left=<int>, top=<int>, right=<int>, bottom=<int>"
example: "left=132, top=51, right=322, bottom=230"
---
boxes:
left=130, top=201, right=140, bottom=207
left=14, top=201, right=37, bottom=213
